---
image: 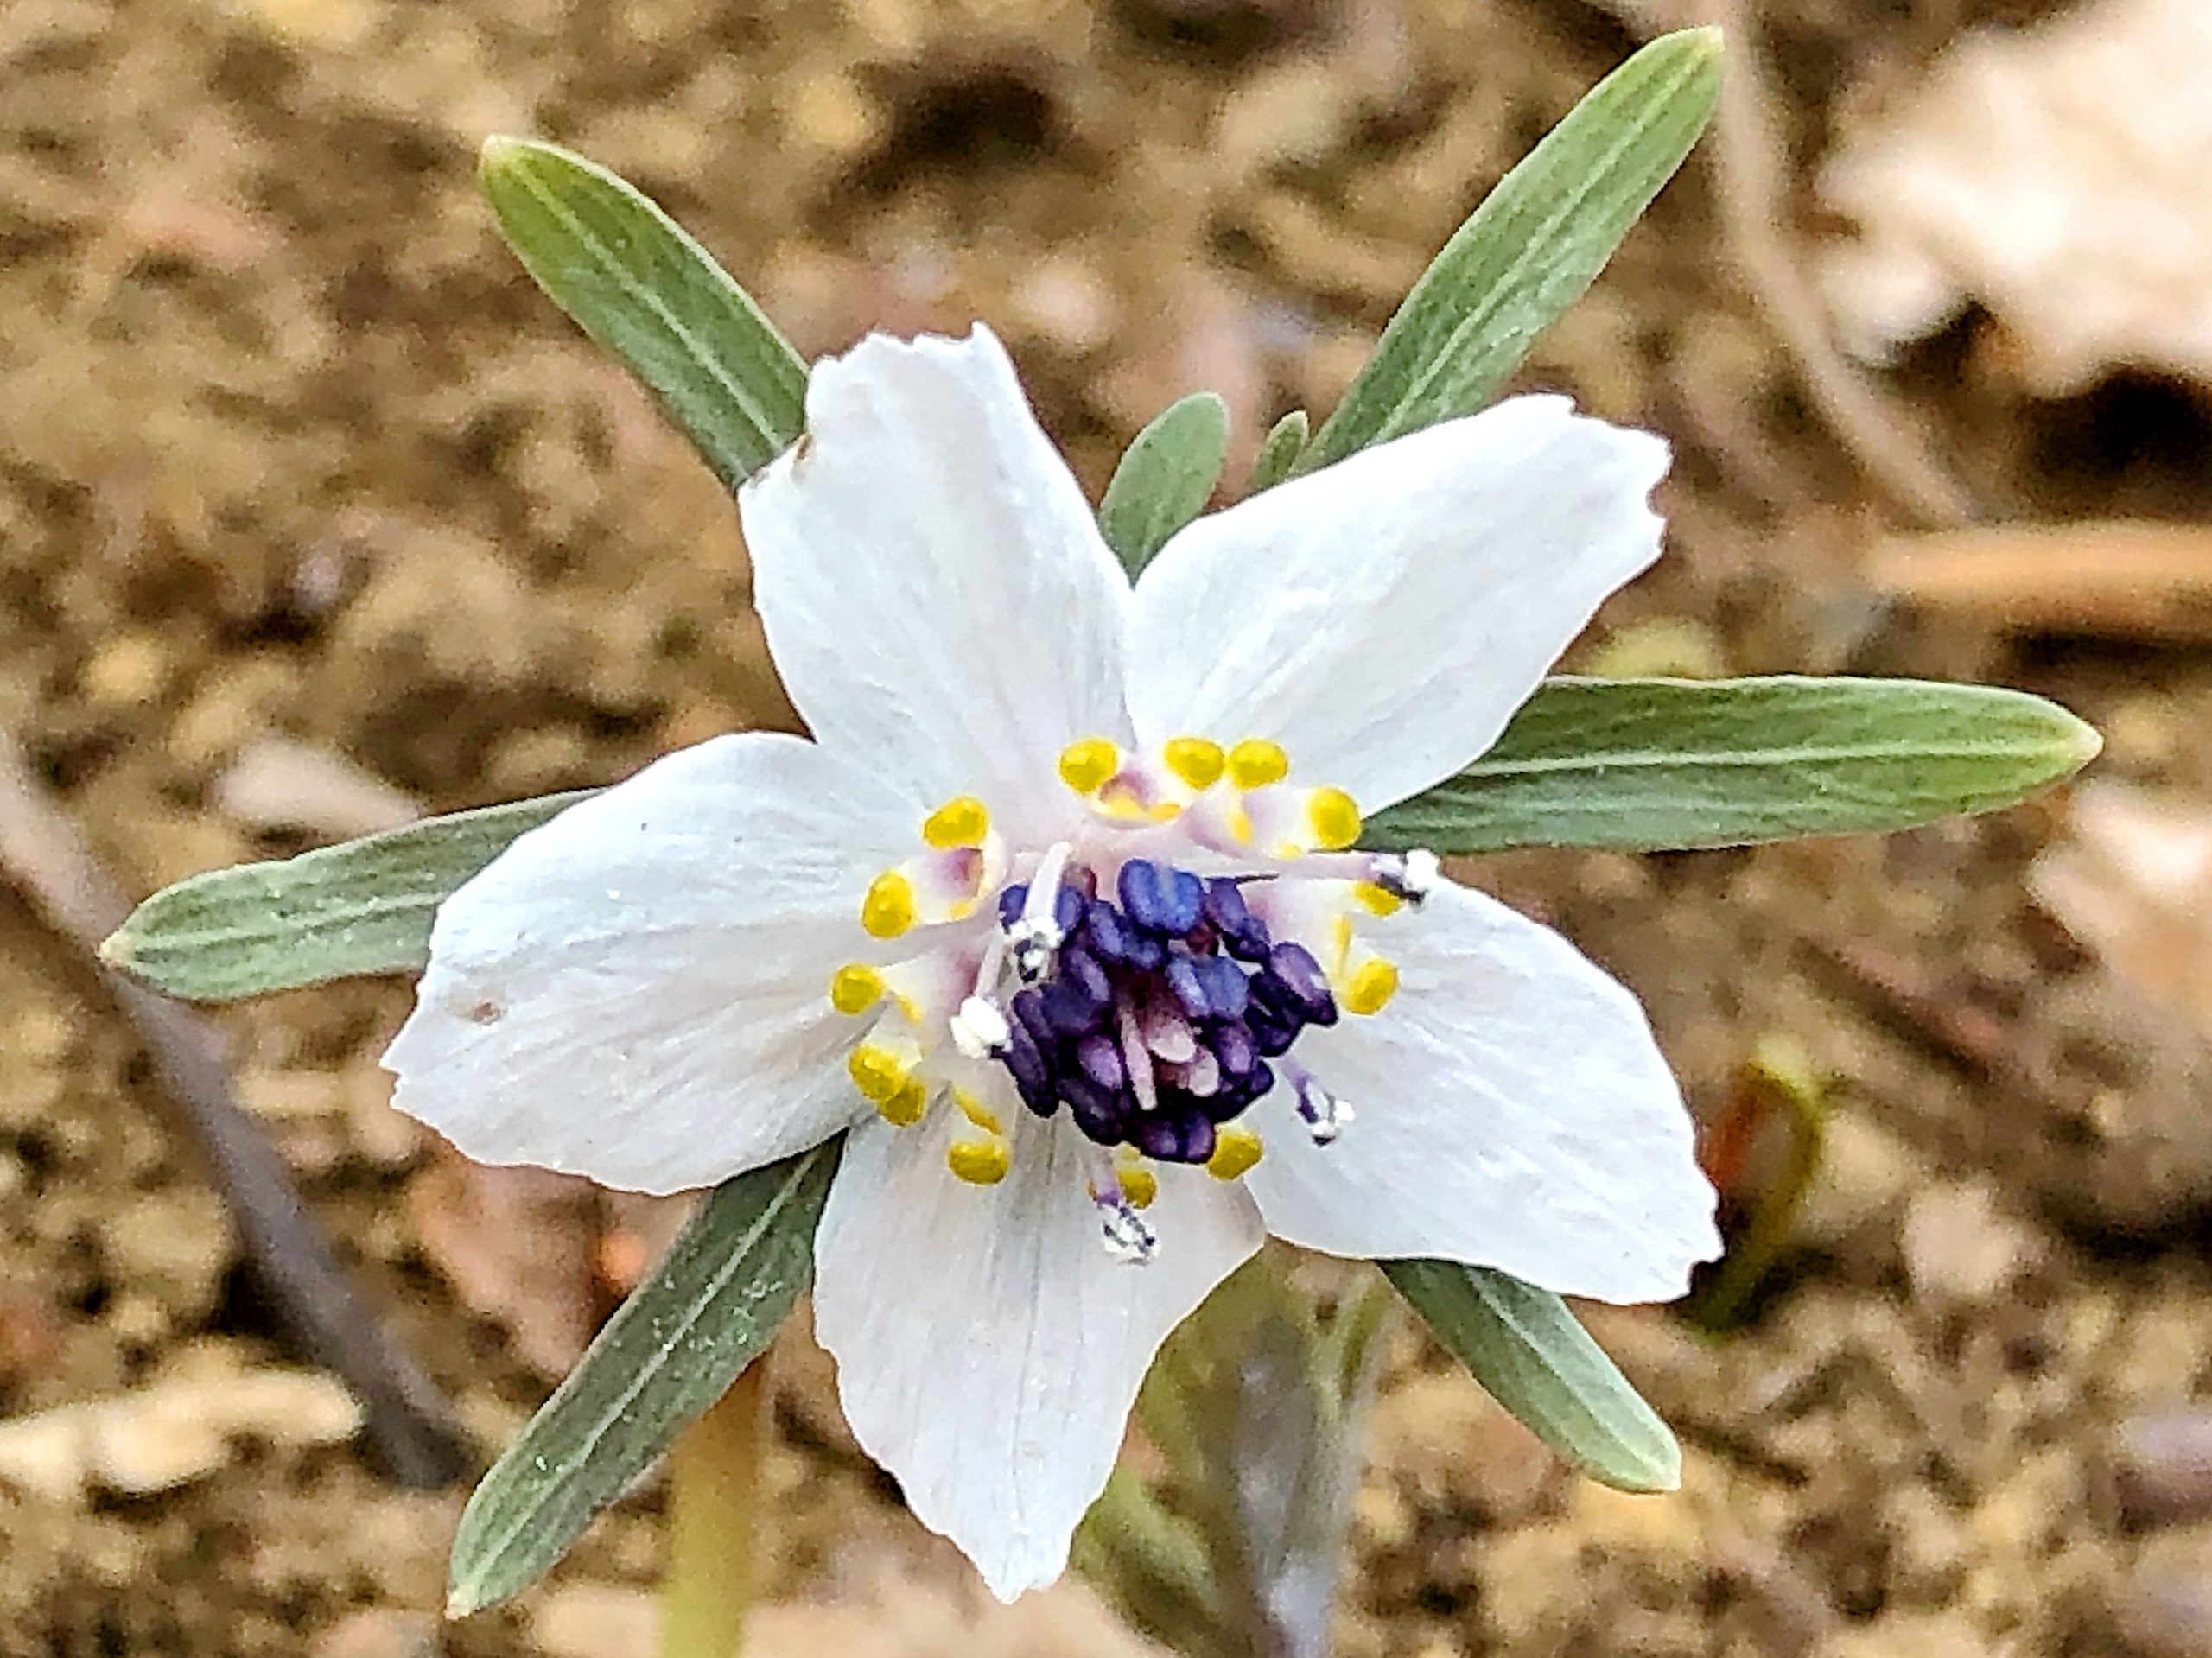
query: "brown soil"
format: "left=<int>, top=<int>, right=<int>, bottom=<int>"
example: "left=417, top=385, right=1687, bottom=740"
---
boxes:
left=7, top=0, right=2212, bottom=1653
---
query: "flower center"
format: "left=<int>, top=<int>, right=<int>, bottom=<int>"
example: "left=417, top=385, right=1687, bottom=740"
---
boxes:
left=829, top=736, right=1437, bottom=1263
left=991, top=858, right=1333, bottom=1168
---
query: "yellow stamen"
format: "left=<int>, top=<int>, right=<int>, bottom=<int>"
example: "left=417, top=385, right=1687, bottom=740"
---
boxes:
left=1353, top=880, right=1404, bottom=917
left=1207, top=1126, right=1264, bottom=1181
left=952, top=1087, right=1002, bottom=1136
left=1227, top=738, right=1289, bottom=789
left=1344, top=956, right=1400, bottom=1016
left=1118, top=1164, right=1159, bottom=1209
left=861, top=870, right=916, bottom=938
left=948, top=1138, right=1011, bottom=1185
left=847, top=1044, right=908, bottom=1106
left=1306, top=785, right=1362, bottom=851
left=921, top=795, right=990, bottom=849
left=1162, top=736, right=1225, bottom=791
left=1331, top=912, right=1355, bottom=976
left=880, top=1078, right=928, bottom=1128
left=1058, top=738, right=1120, bottom=794
left=1225, top=804, right=1255, bottom=846
left=830, top=963, right=884, bottom=1015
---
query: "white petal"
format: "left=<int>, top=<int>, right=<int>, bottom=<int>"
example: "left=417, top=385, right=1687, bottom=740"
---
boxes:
left=741, top=327, right=1132, bottom=842
left=813, top=1112, right=1263, bottom=1599
left=384, top=733, right=914, bottom=1193
left=1242, top=878, right=1718, bottom=1302
left=1126, top=396, right=1668, bottom=811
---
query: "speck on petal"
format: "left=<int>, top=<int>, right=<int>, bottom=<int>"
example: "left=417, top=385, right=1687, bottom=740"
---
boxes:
left=1126, top=395, right=1669, bottom=813
left=812, top=1111, right=1263, bottom=1600
left=383, top=733, right=916, bottom=1195
left=741, top=327, right=1134, bottom=843
left=1241, top=877, right=1719, bottom=1303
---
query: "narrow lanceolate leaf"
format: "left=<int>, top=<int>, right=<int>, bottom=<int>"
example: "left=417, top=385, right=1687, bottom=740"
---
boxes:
left=480, top=137, right=808, bottom=490
left=1362, top=677, right=2101, bottom=856
left=1246, top=409, right=1310, bottom=496
left=1099, top=392, right=1232, bottom=578
left=1384, top=1260, right=1680, bottom=1493
left=101, top=792, right=595, bottom=1001
left=448, top=1145, right=838, bottom=1617
left=1300, top=29, right=1721, bottom=473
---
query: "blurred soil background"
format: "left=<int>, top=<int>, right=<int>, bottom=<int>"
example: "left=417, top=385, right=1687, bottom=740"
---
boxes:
left=8, top=0, right=2212, bottom=1652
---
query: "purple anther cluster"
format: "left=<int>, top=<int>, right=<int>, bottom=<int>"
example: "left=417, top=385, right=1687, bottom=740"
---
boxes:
left=994, top=858, right=1339, bottom=1165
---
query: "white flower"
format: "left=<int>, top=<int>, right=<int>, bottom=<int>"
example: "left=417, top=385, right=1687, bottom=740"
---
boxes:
left=384, top=326, right=1719, bottom=1600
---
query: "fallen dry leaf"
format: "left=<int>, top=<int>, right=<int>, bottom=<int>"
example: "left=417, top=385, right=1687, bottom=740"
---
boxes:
left=531, top=1573, right=1173, bottom=1658
left=1817, top=0, right=2212, bottom=394
left=2031, top=779, right=2212, bottom=1032
left=408, top=1155, right=601, bottom=1378
left=0, top=1354, right=360, bottom=1503
left=1900, top=1181, right=2044, bottom=1307
left=213, top=734, right=420, bottom=841
left=1866, top=523, right=2212, bottom=644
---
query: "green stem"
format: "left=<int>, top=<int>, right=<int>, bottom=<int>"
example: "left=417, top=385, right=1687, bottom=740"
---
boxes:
left=662, top=1363, right=766, bottom=1658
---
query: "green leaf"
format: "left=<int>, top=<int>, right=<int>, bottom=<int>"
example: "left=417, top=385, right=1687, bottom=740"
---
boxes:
left=448, top=1145, right=837, bottom=1617
left=1246, top=410, right=1310, bottom=495
left=1384, top=1260, right=1679, bottom=1493
left=100, top=792, right=596, bottom=1001
left=1362, top=676, right=2101, bottom=855
left=479, top=137, right=808, bottom=491
left=1300, top=29, right=1721, bottom=473
left=1099, top=392, right=1231, bottom=578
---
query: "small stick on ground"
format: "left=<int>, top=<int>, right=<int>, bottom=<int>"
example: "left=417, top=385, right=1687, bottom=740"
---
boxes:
left=0, top=730, right=468, bottom=1490
left=1704, top=0, right=1980, bottom=530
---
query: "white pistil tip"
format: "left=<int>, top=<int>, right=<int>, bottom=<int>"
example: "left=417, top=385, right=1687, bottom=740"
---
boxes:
left=1299, top=1086, right=1354, bottom=1146
left=1400, top=848, right=1440, bottom=901
left=1099, top=1197, right=1157, bottom=1265
left=950, top=995, right=1012, bottom=1060
left=1005, top=918, right=1063, bottom=982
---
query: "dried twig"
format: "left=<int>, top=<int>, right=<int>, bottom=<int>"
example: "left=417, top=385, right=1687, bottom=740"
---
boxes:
left=1867, top=521, right=2212, bottom=643
left=0, top=731, right=467, bottom=1489
left=1704, top=0, right=1980, bottom=529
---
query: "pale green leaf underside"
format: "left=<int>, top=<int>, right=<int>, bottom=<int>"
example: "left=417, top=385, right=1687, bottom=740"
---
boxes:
left=101, top=677, right=2095, bottom=1002
left=99, top=792, right=590, bottom=1001
left=1099, top=392, right=1231, bottom=579
left=447, top=1145, right=837, bottom=1616
left=478, top=136, right=806, bottom=490
left=1363, top=676, right=2100, bottom=854
left=1383, top=1259, right=1680, bottom=1493
left=1300, top=28, right=1721, bottom=473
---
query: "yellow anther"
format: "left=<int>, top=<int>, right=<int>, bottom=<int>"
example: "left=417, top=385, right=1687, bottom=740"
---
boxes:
left=1227, top=738, right=1289, bottom=789
left=948, top=1138, right=1011, bottom=1185
left=880, top=1078, right=928, bottom=1128
left=1353, top=880, right=1404, bottom=917
left=1344, top=956, right=1401, bottom=1016
left=1162, top=736, right=1225, bottom=791
left=830, top=963, right=885, bottom=1015
left=922, top=795, right=990, bottom=849
left=953, top=1088, right=1002, bottom=1135
left=1306, top=786, right=1362, bottom=851
left=847, top=1045, right=908, bottom=1106
left=1207, top=1127, right=1264, bottom=1181
left=1058, top=738, right=1120, bottom=794
left=861, top=870, right=916, bottom=938
left=1225, top=804, right=1255, bottom=846
left=1118, top=1165, right=1159, bottom=1209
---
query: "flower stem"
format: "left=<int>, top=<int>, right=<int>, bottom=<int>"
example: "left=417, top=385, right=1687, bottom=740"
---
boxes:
left=662, top=1363, right=767, bottom=1658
